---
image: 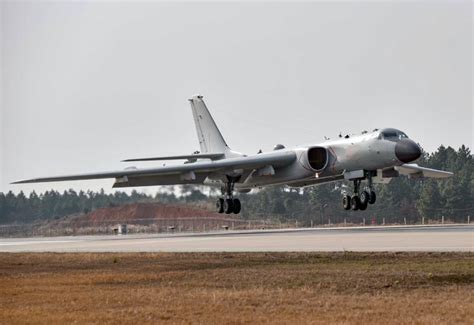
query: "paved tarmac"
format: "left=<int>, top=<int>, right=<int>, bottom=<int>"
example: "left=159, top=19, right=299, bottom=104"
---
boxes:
left=0, top=225, right=472, bottom=253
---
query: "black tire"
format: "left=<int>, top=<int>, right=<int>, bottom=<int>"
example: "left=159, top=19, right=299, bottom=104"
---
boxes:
left=232, top=198, right=241, bottom=214
left=342, top=195, right=351, bottom=210
left=369, top=191, right=376, bottom=204
left=224, top=199, right=234, bottom=214
left=216, top=198, right=224, bottom=213
left=360, top=190, right=370, bottom=206
left=359, top=200, right=368, bottom=211
left=351, top=195, right=360, bottom=211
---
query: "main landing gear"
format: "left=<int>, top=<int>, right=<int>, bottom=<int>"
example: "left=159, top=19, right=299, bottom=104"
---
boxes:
left=342, top=173, right=377, bottom=211
left=216, top=180, right=241, bottom=214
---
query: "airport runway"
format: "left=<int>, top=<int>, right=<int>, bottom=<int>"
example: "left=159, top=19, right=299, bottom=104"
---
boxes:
left=0, top=225, right=472, bottom=253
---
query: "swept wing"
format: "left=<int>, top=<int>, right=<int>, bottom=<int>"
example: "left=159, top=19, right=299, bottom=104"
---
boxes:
left=121, top=153, right=224, bottom=162
left=394, top=164, right=453, bottom=178
left=12, top=151, right=296, bottom=187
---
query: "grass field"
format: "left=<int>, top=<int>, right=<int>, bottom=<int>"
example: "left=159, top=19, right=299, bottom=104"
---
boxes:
left=0, top=252, right=473, bottom=324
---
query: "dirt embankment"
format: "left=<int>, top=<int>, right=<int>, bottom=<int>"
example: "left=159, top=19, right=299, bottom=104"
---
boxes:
left=82, top=202, right=229, bottom=223
left=71, top=202, right=248, bottom=234
left=0, top=203, right=248, bottom=237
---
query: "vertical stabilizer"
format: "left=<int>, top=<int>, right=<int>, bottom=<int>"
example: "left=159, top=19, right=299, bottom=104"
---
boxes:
left=188, top=95, right=229, bottom=154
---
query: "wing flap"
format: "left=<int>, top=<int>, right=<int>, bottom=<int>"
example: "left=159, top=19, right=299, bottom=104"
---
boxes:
left=121, top=153, right=225, bottom=162
left=286, top=173, right=345, bottom=188
left=394, top=164, right=453, bottom=178
left=113, top=173, right=208, bottom=188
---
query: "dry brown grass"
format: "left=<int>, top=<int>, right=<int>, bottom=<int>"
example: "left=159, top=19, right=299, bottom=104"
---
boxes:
left=0, top=252, right=473, bottom=324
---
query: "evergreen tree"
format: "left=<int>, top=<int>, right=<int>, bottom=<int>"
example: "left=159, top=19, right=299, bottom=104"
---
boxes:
left=417, top=179, right=442, bottom=221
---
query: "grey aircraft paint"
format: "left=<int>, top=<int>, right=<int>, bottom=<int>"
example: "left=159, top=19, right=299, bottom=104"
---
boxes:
left=12, top=95, right=452, bottom=213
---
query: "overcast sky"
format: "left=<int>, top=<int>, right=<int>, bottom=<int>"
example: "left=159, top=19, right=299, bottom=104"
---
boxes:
left=1, top=1, right=472, bottom=194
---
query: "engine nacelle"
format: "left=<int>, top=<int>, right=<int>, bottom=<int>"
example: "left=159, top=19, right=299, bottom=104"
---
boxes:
left=300, top=146, right=329, bottom=172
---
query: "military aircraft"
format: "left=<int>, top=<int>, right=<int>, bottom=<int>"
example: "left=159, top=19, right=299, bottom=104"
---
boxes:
left=13, top=95, right=453, bottom=214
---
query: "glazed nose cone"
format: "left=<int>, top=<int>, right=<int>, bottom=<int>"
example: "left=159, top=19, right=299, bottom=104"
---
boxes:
left=395, top=139, right=421, bottom=163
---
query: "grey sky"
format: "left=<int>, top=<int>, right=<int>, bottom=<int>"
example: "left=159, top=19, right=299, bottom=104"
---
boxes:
left=1, top=1, right=472, bottom=194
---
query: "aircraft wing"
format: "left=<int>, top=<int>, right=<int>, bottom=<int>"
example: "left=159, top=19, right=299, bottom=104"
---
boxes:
left=286, top=173, right=345, bottom=188
left=394, top=164, right=453, bottom=179
left=12, top=151, right=296, bottom=187
left=121, top=153, right=224, bottom=162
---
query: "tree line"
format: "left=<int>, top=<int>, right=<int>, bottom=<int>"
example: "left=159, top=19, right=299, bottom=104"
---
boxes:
left=0, top=145, right=472, bottom=225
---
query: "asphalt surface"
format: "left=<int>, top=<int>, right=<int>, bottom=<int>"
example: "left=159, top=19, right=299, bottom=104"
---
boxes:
left=0, top=225, right=472, bottom=252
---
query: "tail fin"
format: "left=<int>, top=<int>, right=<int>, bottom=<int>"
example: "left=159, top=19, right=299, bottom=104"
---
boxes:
left=188, top=95, right=230, bottom=153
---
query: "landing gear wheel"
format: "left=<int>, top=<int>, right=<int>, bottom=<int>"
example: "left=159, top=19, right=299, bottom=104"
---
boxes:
left=232, top=198, right=241, bottom=214
left=216, top=198, right=224, bottom=213
left=224, top=199, right=234, bottom=214
left=360, top=190, right=370, bottom=206
left=359, top=200, right=368, bottom=211
left=342, top=195, right=351, bottom=210
left=351, top=195, right=360, bottom=211
left=369, top=191, right=376, bottom=205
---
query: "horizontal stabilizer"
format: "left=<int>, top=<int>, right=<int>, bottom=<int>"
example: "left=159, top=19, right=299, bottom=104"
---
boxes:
left=121, top=153, right=225, bottom=162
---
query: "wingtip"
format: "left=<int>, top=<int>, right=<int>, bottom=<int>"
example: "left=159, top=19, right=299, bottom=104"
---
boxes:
left=11, top=180, right=27, bottom=185
left=11, top=178, right=40, bottom=184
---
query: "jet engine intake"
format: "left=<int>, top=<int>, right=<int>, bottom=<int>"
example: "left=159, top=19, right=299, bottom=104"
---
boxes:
left=307, top=147, right=328, bottom=171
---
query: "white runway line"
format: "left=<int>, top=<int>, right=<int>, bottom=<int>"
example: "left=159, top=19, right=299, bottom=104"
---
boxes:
left=0, top=240, right=79, bottom=246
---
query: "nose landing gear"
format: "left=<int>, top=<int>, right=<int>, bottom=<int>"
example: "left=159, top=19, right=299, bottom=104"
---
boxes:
left=216, top=180, right=241, bottom=214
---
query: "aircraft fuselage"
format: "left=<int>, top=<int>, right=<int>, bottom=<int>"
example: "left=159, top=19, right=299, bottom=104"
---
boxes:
left=235, top=128, right=421, bottom=190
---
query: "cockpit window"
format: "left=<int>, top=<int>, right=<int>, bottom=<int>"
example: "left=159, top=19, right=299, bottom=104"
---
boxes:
left=380, top=130, right=409, bottom=140
left=382, top=131, right=398, bottom=138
